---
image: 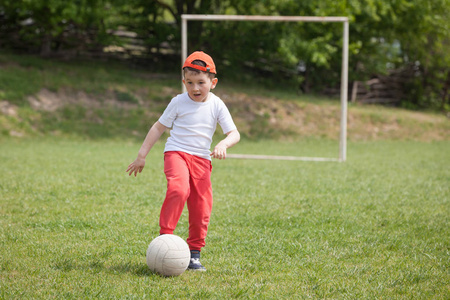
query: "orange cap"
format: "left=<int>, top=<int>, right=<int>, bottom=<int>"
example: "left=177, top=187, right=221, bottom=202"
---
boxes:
left=183, top=51, right=216, bottom=74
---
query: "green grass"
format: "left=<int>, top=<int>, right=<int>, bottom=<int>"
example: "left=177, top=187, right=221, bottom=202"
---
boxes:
left=0, top=51, right=449, bottom=298
left=1, top=137, right=448, bottom=299
left=0, top=51, right=180, bottom=105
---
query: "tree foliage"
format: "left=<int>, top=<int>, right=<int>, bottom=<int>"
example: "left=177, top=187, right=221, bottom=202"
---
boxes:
left=0, top=0, right=448, bottom=109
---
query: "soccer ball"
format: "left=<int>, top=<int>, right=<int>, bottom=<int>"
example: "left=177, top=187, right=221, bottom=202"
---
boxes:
left=146, top=234, right=190, bottom=276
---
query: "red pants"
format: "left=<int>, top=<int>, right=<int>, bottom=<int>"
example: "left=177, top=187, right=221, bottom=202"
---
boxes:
left=159, top=151, right=213, bottom=251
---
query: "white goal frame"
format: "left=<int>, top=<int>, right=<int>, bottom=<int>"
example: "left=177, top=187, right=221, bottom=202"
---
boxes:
left=181, top=14, right=349, bottom=162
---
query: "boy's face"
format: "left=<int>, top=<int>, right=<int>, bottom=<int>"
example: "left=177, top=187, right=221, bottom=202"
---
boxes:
left=183, top=70, right=218, bottom=102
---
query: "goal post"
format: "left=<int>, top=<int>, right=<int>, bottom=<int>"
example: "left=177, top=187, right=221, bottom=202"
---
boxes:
left=181, top=14, right=349, bottom=162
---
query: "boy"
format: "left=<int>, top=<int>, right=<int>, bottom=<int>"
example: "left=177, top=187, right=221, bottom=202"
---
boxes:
left=126, top=51, right=240, bottom=271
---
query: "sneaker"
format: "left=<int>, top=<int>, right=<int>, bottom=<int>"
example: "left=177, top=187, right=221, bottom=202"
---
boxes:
left=188, top=250, right=206, bottom=271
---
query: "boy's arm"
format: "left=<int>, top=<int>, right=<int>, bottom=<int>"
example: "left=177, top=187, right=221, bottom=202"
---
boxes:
left=211, top=129, right=240, bottom=160
left=126, top=121, right=168, bottom=176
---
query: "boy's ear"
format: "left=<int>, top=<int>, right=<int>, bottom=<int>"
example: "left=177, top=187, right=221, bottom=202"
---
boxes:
left=211, top=78, right=218, bottom=89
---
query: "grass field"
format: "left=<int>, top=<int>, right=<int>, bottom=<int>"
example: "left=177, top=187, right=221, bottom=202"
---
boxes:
left=1, top=137, right=448, bottom=299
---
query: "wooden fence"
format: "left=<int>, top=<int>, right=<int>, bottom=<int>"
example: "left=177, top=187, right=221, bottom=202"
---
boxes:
left=351, top=66, right=416, bottom=105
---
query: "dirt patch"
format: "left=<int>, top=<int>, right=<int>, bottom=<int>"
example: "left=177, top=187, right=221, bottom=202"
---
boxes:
left=0, top=101, right=18, bottom=117
left=218, top=91, right=449, bottom=141
left=2, top=88, right=449, bottom=141
left=27, top=88, right=144, bottom=111
left=219, top=92, right=341, bottom=139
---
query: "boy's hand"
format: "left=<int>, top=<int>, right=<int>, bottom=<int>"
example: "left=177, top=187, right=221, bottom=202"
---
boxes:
left=126, top=157, right=146, bottom=177
left=211, top=130, right=240, bottom=160
left=211, top=142, right=227, bottom=160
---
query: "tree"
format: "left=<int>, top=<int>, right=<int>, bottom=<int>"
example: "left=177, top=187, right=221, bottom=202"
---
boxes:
left=1, top=0, right=448, bottom=109
left=0, top=0, right=131, bottom=57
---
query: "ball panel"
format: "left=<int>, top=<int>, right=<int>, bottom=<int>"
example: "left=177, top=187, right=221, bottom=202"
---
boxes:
left=162, top=260, right=190, bottom=276
left=164, top=234, right=190, bottom=251
left=163, top=250, right=190, bottom=271
left=146, top=237, right=169, bottom=273
left=163, top=256, right=190, bottom=268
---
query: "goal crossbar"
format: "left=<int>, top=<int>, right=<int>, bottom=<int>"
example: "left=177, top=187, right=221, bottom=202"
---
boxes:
left=182, top=14, right=348, bottom=22
left=181, top=14, right=349, bottom=162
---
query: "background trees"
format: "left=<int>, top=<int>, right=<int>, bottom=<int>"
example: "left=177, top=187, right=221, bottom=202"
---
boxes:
left=0, top=0, right=448, bottom=110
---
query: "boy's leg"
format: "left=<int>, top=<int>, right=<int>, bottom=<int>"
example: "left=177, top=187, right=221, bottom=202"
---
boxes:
left=159, top=151, right=190, bottom=235
left=186, top=155, right=213, bottom=251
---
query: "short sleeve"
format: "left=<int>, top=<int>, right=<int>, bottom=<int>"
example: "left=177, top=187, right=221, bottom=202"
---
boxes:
left=158, top=97, right=179, bottom=128
left=217, top=101, right=237, bottom=134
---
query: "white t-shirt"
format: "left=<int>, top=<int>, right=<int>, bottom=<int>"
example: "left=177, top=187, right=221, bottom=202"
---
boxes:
left=158, top=92, right=237, bottom=160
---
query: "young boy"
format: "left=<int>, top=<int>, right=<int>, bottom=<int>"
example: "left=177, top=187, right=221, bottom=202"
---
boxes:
left=126, top=51, right=240, bottom=271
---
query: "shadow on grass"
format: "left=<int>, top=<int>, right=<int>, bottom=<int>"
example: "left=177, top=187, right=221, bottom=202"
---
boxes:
left=108, top=261, right=155, bottom=277
left=52, top=257, right=158, bottom=277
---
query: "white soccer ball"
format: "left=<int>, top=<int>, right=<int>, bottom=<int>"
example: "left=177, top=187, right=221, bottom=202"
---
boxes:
left=146, top=234, right=190, bottom=276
